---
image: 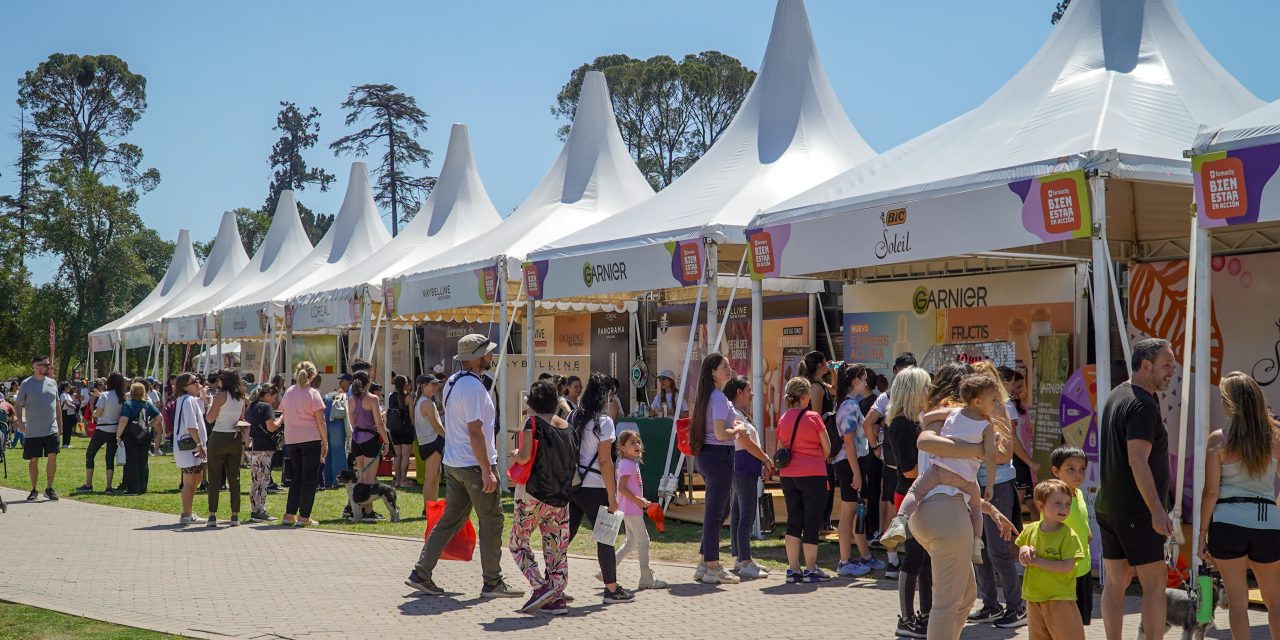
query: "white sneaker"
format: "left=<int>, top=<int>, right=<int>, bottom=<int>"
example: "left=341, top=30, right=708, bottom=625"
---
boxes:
left=700, top=566, right=741, bottom=584
left=637, top=575, right=669, bottom=590
left=693, top=563, right=708, bottom=582
left=179, top=514, right=205, bottom=525
left=737, top=562, right=770, bottom=580
left=881, top=514, right=909, bottom=550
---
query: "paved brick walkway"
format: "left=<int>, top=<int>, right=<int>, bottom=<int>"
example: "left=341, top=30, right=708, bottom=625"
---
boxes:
left=0, top=487, right=1268, bottom=639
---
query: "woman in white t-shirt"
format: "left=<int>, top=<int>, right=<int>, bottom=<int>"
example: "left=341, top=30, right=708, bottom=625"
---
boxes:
left=204, top=369, right=247, bottom=527
left=80, top=373, right=126, bottom=493
left=413, top=373, right=445, bottom=503
left=566, top=373, right=634, bottom=605
left=173, top=373, right=210, bottom=525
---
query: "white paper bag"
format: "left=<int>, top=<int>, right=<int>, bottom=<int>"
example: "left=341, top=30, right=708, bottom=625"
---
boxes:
left=115, top=443, right=127, bottom=466
left=592, top=506, right=624, bottom=546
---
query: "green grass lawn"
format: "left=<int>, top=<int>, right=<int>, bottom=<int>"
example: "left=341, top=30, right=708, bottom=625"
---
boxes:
left=0, top=433, right=872, bottom=573
left=0, top=602, right=182, bottom=639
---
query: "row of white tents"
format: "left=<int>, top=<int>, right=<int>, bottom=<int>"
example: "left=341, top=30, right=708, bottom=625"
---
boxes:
left=91, top=0, right=1280, bottom=575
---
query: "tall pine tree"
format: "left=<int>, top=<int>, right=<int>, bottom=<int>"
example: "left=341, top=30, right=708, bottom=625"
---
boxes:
left=265, top=101, right=335, bottom=244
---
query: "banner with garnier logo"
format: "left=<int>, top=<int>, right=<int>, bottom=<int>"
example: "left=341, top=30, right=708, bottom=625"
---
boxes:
left=524, top=238, right=703, bottom=300
left=747, top=169, right=1093, bottom=278
left=1193, top=140, right=1280, bottom=228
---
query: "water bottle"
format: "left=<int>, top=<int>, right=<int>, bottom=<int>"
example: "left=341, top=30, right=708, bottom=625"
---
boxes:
left=854, top=500, right=867, bottom=535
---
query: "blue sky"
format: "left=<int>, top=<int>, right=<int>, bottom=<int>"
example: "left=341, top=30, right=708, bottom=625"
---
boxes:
left=3, top=1, right=1279, bottom=282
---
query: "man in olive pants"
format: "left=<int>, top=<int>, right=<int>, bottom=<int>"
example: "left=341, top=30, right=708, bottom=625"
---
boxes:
left=405, top=334, right=522, bottom=599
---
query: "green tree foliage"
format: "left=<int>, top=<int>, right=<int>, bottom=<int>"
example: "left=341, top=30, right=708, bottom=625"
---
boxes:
left=17, top=53, right=160, bottom=191
left=0, top=107, right=44, bottom=265
left=29, top=161, right=159, bottom=378
left=331, top=84, right=435, bottom=236
left=552, top=52, right=755, bottom=189
left=264, top=102, right=335, bottom=244
left=1052, top=0, right=1072, bottom=24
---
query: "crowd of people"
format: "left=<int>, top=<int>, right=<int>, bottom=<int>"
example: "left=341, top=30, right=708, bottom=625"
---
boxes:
left=7, top=332, right=1280, bottom=639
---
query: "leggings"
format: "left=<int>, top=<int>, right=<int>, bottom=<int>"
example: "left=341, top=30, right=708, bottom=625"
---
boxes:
left=509, top=496, right=569, bottom=596
left=248, top=451, right=273, bottom=514
left=858, top=453, right=883, bottom=535
left=63, top=412, right=78, bottom=446
left=85, top=429, right=118, bottom=470
left=781, top=475, right=828, bottom=544
left=615, top=514, right=654, bottom=577
left=285, top=440, right=322, bottom=518
left=568, top=485, right=617, bottom=585
left=206, top=431, right=243, bottom=515
left=122, top=437, right=150, bottom=493
left=696, top=445, right=735, bottom=562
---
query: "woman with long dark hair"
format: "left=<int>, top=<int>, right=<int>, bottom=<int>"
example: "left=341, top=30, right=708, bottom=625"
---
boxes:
left=413, top=374, right=445, bottom=503
left=174, top=372, right=208, bottom=525
left=833, top=363, right=882, bottom=577
left=388, top=374, right=415, bottom=488
left=799, top=351, right=837, bottom=531
left=1200, top=372, right=1280, bottom=640
left=726, top=375, right=772, bottom=579
left=79, top=372, right=127, bottom=493
left=567, top=372, right=634, bottom=604
left=60, top=383, right=79, bottom=449
left=348, top=370, right=388, bottom=520
left=204, top=369, right=247, bottom=527
left=246, top=384, right=281, bottom=522
left=690, top=352, right=745, bottom=584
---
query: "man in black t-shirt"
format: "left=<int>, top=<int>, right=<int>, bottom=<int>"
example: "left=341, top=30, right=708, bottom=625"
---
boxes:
left=1094, top=338, right=1175, bottom=640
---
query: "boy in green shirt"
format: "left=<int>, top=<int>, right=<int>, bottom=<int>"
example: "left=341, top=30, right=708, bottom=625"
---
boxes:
left=1017, top=478, right=1085, bottom=640
left=1051, top=446, right=1093, bottom=625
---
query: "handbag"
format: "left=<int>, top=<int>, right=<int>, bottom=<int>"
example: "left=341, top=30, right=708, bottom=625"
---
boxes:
left=506, top=417, right=539, bottom=485
left=758, top=491, right=776, bottom=533
left=175, top=398, right=197, bottom=451
left=771, top=409, right=806, bottom=469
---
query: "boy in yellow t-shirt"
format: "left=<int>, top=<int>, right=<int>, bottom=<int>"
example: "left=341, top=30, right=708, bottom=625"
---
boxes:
left=1050, top=446, right=1093, bottom=625
left=1017, top=479, right=1085, bottom=640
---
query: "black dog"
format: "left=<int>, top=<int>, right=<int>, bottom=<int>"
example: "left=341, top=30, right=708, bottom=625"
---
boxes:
left=336, top=468, right=400, bottom=523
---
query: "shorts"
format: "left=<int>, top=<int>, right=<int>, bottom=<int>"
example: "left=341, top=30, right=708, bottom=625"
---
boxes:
left=352, top=435, right=382, bottom=459
left=23, top=434, right=60, bottom=460
left=881, top=465, right=898, bottom=502
left=833, top=460, right=860, bottom=503
left=1096, top=511, right=1167, bottom=566
left=1207, top=520, right=1280, bottom=563
left=389, top=427, right=415, bottom=446
left=181, top=463, right=206, bottom=475
left=418, top=438, right=444, bottom=459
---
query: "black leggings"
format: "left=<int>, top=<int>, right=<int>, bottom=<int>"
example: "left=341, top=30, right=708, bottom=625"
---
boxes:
left=85, top=429, right=118, bottom=470
left=285, top=440, right=322, bottom=519
left=781, top=475, right=828, bottom=545
left=63, top=413, right=78, bottom=446
left=899, top=537, right=934, bottom=618
left=567, top=485, right=616, bottom=585
left=858, top=453, right=883, bottom=535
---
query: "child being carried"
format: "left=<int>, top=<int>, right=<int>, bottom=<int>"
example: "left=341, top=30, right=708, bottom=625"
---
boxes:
left=881, top=374, right=1005, bottom=562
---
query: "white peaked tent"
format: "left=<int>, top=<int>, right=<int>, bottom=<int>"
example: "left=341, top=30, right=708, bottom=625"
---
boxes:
left=384, top=71, right=654, bottom=322
left=163, top=190, right=314, bottom=345
left=88, top=229, right=200, bottom=369
left=119, top=210, right=251, bottom=351
left=524, top=0, right=874, bottom=310
left=750, top=0, right=1259, bottom=397
left=289, top=124, right=502, bottom=341
left=216, top=162, right=392, bottom=345
left=1181, top=99, right=1280, bottom=578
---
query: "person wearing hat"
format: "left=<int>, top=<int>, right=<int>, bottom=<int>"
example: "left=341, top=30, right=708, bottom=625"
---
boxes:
left=413, top=373, right=446, bottom=502
left=406, top=334, right=523, bottom=599
left=655, top=370, right=687, bottom=419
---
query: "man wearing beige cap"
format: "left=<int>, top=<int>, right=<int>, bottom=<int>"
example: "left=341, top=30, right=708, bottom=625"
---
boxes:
left=406, top=334, right=522, bottom=598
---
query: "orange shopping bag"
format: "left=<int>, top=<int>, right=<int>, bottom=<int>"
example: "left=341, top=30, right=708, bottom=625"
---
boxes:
left=423, top=499, right=477, bottom=562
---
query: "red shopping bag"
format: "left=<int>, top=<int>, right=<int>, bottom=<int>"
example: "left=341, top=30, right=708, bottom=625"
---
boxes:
left=423, top=499, right=477, bottom=562
left=675, top=417, right=692, bottom=456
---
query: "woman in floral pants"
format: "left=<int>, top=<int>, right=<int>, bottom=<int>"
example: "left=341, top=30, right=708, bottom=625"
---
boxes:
left=245, top=386, right=282, bottom=522
left=508, top=381, right=579, bottom=615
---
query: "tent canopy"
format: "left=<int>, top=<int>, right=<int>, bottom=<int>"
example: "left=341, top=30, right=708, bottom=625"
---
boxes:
left=1194, top=98, right=1280, bottom=155
left=89, top=229, right=199, bottom=350
left=163, top=190, right=315, bottom=343
left=216, top=162, right=392, bottom=339
left=288, top=124, right=503, bottom=331
left=385, top=71, right=655, bottom=320
left=523, top=0, right=876, bottom=302
left=749, top=0, right=1262, bottom=279
left=118, top=210, right=250, bottom=348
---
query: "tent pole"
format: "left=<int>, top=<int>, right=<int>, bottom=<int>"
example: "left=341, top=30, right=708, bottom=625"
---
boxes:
left=1074, top=265, right=1090, bottom=370
left=817, top=290, right=835, bottom=361
left=216, top=330, right=223, bottom=372
left=1088, top=174, right=1113, bottom=417
left=751, top=279, right=764, bottom=448
left=808, top=294, right=818, bottom=353
left=714, top=251, right=748, bottom=353
left=628, top=303, right=639, bottom=414
left=1103, top=241, right=1132, bottom=377
left=496, top=264, right=510, bottom=493
left=1190, top=217, right=1211, bottom=576
left=359, top=287, right=372, bottom=360
left=161, top=340, right=169, bottom=403
left=525, top=299, right=536, bottom=394
left=383, top=307, right=392, bottom=396
left=660, top=281, right=705, bottom=510
left=706, top=240, right=719, bottom=355
left=1173, top=216, right=1199, bottom=551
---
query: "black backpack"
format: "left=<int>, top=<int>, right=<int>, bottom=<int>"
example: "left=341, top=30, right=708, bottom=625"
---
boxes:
left=124, top=404, right=151, bottom=443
